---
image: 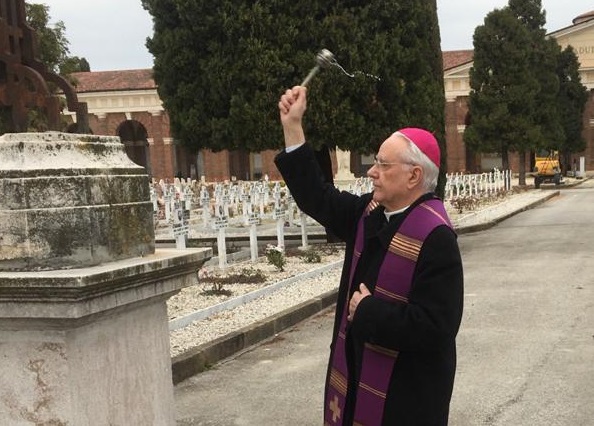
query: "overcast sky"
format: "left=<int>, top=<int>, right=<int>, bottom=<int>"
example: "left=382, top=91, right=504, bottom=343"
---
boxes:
left=38, top=0, right=593, bottom=72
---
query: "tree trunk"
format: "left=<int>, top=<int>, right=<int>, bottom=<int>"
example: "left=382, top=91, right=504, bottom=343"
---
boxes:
left=501, top=147, right=510, bottom=170
left=518, top=150, right=526, bottom=186
left=561, top=150, right=571, bottom=176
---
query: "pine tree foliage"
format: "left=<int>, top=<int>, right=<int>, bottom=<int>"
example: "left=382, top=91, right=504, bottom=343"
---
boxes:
left=466, top=0, right=587, bottom=180
left=509, top=1, right=563, bottom=152
left=142, top=0, right=446, bottom=168
left=465, top=7, right=538, bottom=168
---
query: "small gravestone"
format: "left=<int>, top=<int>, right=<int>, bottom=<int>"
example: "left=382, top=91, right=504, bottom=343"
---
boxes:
left=172, top=200, right=190, bottom=249
left=213, top=196, right=229, bottom=269
left=243, top=195, right=261, bottom=262
left=199, top=185, right=211, bottom=227
left=272, top=183, right=286, bottom=250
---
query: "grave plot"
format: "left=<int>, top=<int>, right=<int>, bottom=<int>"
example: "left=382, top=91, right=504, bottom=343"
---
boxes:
left=167, top=244, right=345, bottom=356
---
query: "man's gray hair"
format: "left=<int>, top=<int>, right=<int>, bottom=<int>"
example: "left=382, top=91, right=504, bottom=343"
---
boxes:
left=396, top=132, right=440, bottom=192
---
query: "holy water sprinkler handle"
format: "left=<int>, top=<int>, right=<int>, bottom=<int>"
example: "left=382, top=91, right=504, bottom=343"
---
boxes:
left=301, top=49, right=335, bottom=86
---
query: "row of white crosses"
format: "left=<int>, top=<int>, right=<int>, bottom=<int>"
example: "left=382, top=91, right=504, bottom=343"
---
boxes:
left=347, top=177, right=374, bottom=196
left=150, top=178, right=194, bottom=221
left=149, top=177, right=385, bottom=269
left=444, top=169, right=512, bottom=201
left=149, top=178, right=196, bottom=248
left=210, top=181, right=291, bottom=269
left=151, top=170, right=515, bottom=231
left=151, top=172, right=515, bottom=266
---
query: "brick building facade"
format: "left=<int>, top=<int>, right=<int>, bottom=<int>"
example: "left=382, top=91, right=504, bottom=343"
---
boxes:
left=65, top=11, right=594, bottom=181
left=443, top=11, right=594, bottom=174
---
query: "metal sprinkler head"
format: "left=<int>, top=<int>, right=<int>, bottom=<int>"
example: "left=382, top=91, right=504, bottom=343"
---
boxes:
left=301, top=48, right=335, bottom=86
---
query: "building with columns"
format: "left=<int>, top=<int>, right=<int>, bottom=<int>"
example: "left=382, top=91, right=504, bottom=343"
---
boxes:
left=64, top=11, right=594, bottom=181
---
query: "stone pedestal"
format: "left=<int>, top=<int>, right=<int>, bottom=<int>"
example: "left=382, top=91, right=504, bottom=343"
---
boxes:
left=0, top=132, right=155, bottom=270
left=0, top=132, right=212, bottom=424
left=0, top=249, right=210, bottom=424
left=334, top=147, right=356, bottom=189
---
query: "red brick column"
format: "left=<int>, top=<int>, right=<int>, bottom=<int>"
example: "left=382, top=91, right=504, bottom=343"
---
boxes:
left=444, top=98, right=468, bottom=173
left=261, top=149, right=282, bottom=180
left=580, top=90, right=594, bottom=171
left=203, top=151, right=231, bottom=181
left=143, top=111, right=175, bottom=180
left=94, top=114, right=109, bottom=136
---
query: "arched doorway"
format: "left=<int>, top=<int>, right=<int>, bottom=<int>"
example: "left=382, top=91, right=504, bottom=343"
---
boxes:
left=117, top=120, right=151, bottom=175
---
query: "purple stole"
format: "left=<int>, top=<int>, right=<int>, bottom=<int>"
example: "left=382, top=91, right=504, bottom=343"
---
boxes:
left=324, top=198, right=453, bottom=426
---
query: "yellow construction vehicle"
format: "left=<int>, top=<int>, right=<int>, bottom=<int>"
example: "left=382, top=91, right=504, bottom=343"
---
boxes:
left=533, top=150, right=562, bottom=188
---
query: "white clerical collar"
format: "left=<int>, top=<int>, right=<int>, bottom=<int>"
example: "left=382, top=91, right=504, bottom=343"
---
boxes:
left=384, top=205, right=409, bottom=222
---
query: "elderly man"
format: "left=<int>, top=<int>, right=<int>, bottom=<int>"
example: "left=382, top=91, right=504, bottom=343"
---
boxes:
left=275, top=86, right=464, bottom=426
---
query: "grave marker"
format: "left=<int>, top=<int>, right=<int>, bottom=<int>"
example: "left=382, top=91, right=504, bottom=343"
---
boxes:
left=213, top=197, right=229, bottom=269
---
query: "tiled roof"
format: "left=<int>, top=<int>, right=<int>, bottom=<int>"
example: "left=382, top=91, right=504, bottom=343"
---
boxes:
left=573, top=10, right=594, bottom=25
left=67, top=8, right=594, bottom=93
left=70, top=69, right=157, bottom=93
left=442, top=50, right=474, bottom=71
left=70, top=52, right=475, bottom=93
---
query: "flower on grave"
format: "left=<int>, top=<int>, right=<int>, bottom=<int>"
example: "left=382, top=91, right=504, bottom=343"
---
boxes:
left=197, top=268, right=212, bottom=281
left=265, top=244, right=286, bottom=272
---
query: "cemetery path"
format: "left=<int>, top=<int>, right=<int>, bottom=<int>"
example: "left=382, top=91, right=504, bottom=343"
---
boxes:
left=174, top=178, right=594, bottom=425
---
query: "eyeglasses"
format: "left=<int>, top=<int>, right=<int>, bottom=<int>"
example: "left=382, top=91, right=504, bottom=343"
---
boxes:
left=372, top=155, right=414, bottom=171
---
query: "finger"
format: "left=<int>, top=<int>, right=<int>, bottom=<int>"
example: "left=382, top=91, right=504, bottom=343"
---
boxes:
left=359, top=283, right=371, bottom=296
left=293, top=86, right=307, bottom=102
left=285, top=89, right=295, bottom=103
left=280, top=93, right=292, bottom=107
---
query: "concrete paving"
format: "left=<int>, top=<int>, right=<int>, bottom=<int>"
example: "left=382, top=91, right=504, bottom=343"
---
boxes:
left=174, top=178, right=594, bottom=425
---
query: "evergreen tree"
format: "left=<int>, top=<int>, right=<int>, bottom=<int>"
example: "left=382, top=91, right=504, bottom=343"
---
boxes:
left=508, top=0, right=545, bottom=30
left=142, top=0, right=309, bottom=152
left=143, top=0, right=447, bottom=196
left=466, top=0, right=565, bottom=184
left=509, top=0, right=563, bottom=183
left=466, top=7, right=539, bottom=177
left=26, top=2, right=69, bottom=73
left=60, top=56, right=91, bottom=74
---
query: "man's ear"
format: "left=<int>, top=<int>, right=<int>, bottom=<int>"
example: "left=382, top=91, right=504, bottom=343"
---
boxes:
left=407, top=166, right=423, bottom=189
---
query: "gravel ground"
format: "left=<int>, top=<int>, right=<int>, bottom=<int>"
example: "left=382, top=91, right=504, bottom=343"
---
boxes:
left=168, top=249, right=344, bottom=357
left=167, top=251, right=345, bottom=321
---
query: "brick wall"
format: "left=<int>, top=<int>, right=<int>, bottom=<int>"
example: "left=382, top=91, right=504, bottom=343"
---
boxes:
left=202, top=151, right=231, bottom=182
left=578, top=90, right=594, bottom=171
left=445, top=99, right=469, bottom=173
left=89, top=91, right=594, bottom=182
left=261, top=150, right=282, bottom=180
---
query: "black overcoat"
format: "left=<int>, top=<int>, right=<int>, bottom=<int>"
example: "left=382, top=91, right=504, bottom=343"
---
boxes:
left=275, top=143, right=464, bottom=425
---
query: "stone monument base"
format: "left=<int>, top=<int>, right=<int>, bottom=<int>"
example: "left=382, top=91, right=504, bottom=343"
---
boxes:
left=0, top=248, right=210, bottom=425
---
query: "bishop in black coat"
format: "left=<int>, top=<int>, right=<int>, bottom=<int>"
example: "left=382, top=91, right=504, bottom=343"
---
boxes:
left=276, top=86, right=463, bottom=426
